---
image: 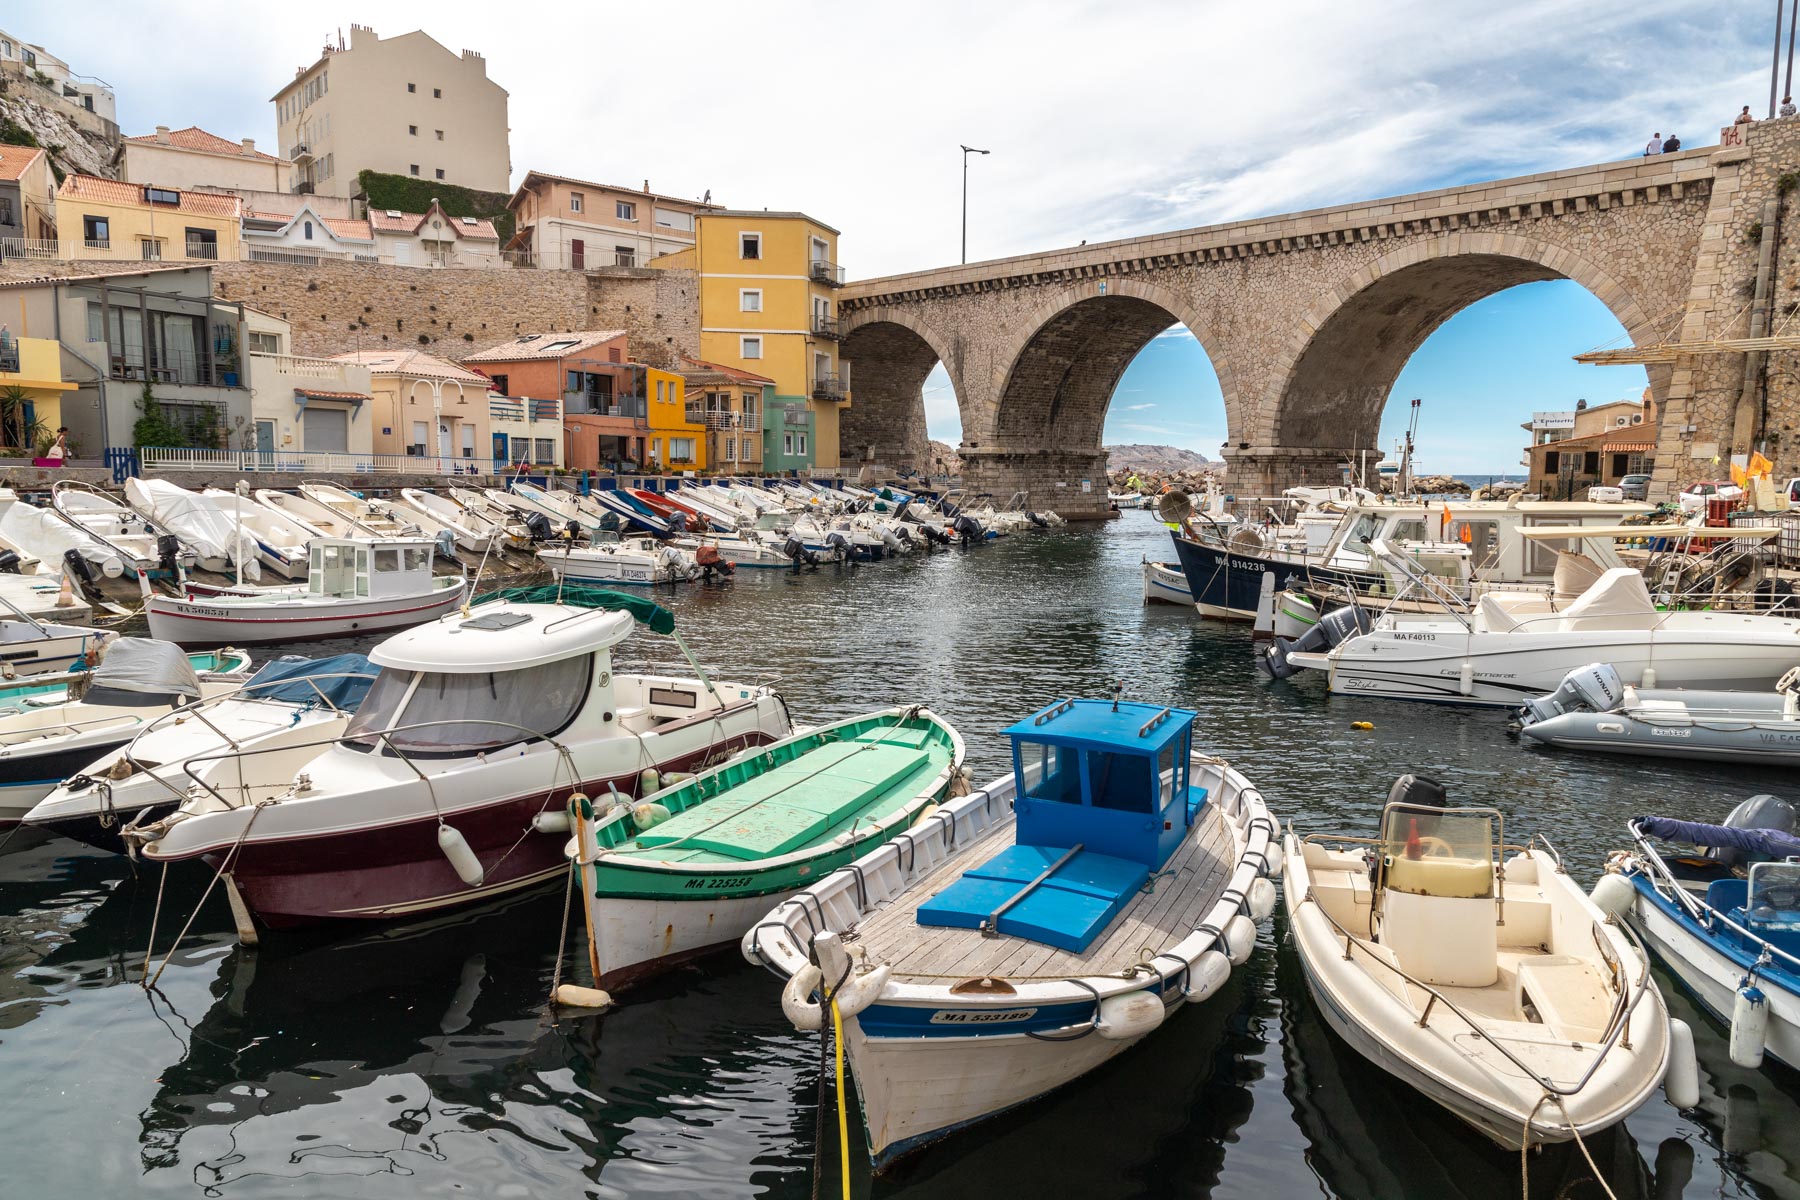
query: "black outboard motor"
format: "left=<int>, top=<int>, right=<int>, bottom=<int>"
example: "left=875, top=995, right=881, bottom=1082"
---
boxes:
left=1716, top=794, right=1799, bottom=868
left=1025, top=510, right=1050, bottom=528
left=62, top=548, right=94, bottom=588
left=562, top=519, right=584, bottom=543
left=1388, top=773, right=1448, bottom=809
left=918, top=522, right=951, bottom=547
left=782, top=535, right=820, bottom=568
left=156, top=533, right=183, bottom=574
left=1260, top=603, right=1372, bottom=679
left=952, top=514, right=982, bottom=546
left=824, top=531, right=854, bottom=562
left=523, top=512, right=553, bottom=542
left=0, top=548, right=22, bottom=575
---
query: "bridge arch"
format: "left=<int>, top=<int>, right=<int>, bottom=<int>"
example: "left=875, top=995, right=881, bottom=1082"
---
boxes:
left=1262, top=233, right=1660, bottom=457
left=838, top=306, right=962, bottom=472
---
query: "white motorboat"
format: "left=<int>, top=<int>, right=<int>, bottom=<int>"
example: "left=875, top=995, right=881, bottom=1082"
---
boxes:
left=745, top=696, right=1277, bottom=1171
left=450, top=486, right=536, bottom=538
left=51, top=481, right=175, bottom=575
left=397, top=488, right=519, bottom=553
left=202, top=488, right=312, bottom=580
left=1518, top=663, right=1800, bottom=765
left=1286, top=559, right=1800, bottom=708
left=25, top=652, right=374, bottom=851
left=1142, top=559, right=1192, bottom=605
left=0, top=611, right=114, bottom=680
left=1283, top=775, right=1686, bottom=1148
left=124, top=478, right=258, bottom=577
left=673, top=532, right=791, bottom=569
left=143, top=537, right=465, bottom=647
left=131, top=585, right=792, bottom=927
left=1110, top=491, right=1150, bottom=509
left=538, top=534, right=702, bottom=585
left=299, top=481, right=421, bottom=538
left=253, top=487, right=364, bottom=540
left=0, top=639, right=251, bottom=827
left=504, top=482, right=598, bottom=534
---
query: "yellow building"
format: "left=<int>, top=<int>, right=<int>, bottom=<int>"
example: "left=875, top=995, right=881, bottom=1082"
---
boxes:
left=0, top=330, right=76, bottom=451
left=671, top=210, right=845, bottom=471
left=56, top=174, right=243, bottom=263
left=644, top=365, right=705, bottom=471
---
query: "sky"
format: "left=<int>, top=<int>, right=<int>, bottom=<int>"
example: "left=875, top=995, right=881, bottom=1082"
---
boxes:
left=10, top=0, right=1778, bottom=473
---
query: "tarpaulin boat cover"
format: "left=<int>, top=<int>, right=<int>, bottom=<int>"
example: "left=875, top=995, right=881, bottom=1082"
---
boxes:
left=125, top=478, right=246, bottom=564
left=0, top=500, right=112, bottom=566
left=241, top=653, right=377, bottom=710
left=93, top=638, right=203, bottom=700
left=472, top=584, right=676, bottom=634
left=1638, top=815, right=1800, bottom=860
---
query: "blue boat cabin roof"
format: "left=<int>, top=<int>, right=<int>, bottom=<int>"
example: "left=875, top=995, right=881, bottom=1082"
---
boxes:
left=1001, top=698, right=1194, bottom=756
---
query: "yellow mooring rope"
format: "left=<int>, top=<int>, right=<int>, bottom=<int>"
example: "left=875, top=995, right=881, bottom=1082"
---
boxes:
left=831, top=996, right=850, bottom=1198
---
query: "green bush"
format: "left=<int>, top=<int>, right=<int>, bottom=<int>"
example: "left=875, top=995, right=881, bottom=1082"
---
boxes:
left=358, top=170, right=514, bottom=245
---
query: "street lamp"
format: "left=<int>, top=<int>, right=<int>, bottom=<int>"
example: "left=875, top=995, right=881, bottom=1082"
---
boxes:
left=961, top=145, right=989, bottom=264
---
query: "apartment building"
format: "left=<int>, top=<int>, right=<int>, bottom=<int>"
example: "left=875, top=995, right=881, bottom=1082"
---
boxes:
left=465, top=330, right=636, bottom=469
left=505, top=172, right=715, bottom=269
left=0, top=30, right=116, bottom=127
left=118, top=126, right=288, bottom=193
left=273, top=25, right=510, bottom=198
left=331, top=348, right=499, bottom=468
left=644, top=367, right=704, bottom=472
left=55, top=175, right=242, bottom=263
left=0, top=143, right=56, bottom=248
left=243, top=309, right=375, bottom=457
left=677, top=356, right=774, bottom=475
left=0, top=326, right=76, bottom=449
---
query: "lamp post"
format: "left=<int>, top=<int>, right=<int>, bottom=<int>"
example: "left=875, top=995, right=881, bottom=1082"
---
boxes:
left=961, top=145, right=989, bottom=264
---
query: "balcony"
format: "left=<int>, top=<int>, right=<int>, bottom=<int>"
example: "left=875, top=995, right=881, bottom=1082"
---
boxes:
left=289, top=143, right=313, bottom=162
left=0, top=237, right=59, bottom=261
left=811, top=373, right=848, bottom=401
left=811, top=314, right=841, bottom=340
left=809, top=259, right=845, bottom=287
left=249, top=352, right=357, bottom=384
left=783, top=409, right=810, bottom=428
left=83, top=238, right=111, bottom=252
left=0, top=344, right=18, bottom=374
left=564, top=391, right=646, bottom=420
left=184, top=240, right=220, bottom=260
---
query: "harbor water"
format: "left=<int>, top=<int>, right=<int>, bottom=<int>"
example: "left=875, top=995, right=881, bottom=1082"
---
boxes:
left=2, top=512, right=1796, bottom=1198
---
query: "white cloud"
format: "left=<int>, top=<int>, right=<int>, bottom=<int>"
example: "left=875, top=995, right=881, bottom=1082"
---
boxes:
left=1124, top=403, right=1156, bottom=411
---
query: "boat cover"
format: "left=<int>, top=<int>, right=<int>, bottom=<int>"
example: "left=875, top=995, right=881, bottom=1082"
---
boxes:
left=93, top=638, right=203, bottom=700
left=1639, top=815, right=1800, bottom=860
left=1557, top=568, right=1659, bottom=628
left=126, top=478, right=245, bottom=563
left=241, top=653, right=376, bottom=709
left=0, top=500, right=114, bottom=565
left=917, top=844, right=1150, bottom=953
left=473, top=583, right=676, bottom=634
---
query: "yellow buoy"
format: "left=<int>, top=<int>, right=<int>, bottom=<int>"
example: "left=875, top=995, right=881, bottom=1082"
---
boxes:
left=1351, top=721, right=1374, bottom=731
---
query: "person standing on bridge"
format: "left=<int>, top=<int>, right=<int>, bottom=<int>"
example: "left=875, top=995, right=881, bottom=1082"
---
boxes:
left=1737, top=105, right=1755, bottom=125
left=1644, top=132, right=1663, bottom=155
left=1662, top=133, right=1682, bottom=151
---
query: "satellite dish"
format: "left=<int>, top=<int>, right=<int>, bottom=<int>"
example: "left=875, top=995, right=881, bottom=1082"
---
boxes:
left=1154, top=489, right=1192, bottom=525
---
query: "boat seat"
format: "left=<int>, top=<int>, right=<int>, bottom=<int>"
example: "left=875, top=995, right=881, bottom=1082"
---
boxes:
left=1516, top=955, right=1612, bottom=1042
left=917, top=843, right=1150, bottom=953
left=1379, top=888, right=1498, bottom=987
left=1706, top=878, right=1748, bottom=914
left=1496, top=897, right=1552, bottom=949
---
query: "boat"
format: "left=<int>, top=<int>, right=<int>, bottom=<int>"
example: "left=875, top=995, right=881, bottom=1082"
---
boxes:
left=1110, top=492, right=1150, bottom=509
left=52, top=480, right=192, bottom=576
left=252, top=487, right=367, bottom=540
left=0, top=638, right=251, bottom=828
left=503, top=481, right=604, bottom=535
left=538, top=534, right=703, bottom=585
left=0, top=608, right=115, bottom=679
left=132, top=584, right=792, bottom=927
left=584, top=487, right=679, bottom=537
left=142, top=536, right=466, bottom=647
left=569, top=706, right=963, bottom=990
left=298, top=481, right=421, bottom=538
left=1517, top=663, right=1800, bottom=765
left=202, top=488, right=312, bottom=579
left=1594, top=799, right=1800, bottom=1073
left=1282, top=773, right=1684, bottom=1148
left=0, top=646, right=244, bottom=715
left=1141, top=559, right=1192, bottom=605
left=123, top=478, right=258, bottom=577
left=449, top=486, right=537, bottom=540
left=24, top=653, right=374, bottom=852
left=1282, top=559, right=1800, bottom=707
left=396, top=488, right=518, bottom=554
left=743, top=695, right=1277, bottom=1170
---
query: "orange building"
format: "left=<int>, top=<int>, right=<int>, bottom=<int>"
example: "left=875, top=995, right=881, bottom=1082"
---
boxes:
left=464, top=329, right=651, bottom=470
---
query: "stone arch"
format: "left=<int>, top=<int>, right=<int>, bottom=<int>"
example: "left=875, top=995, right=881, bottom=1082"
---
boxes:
left=983, top=278, right=1236, bottom=453
left=1264, top=234, right=1659, bottom=453
left=838, top=306, right=961, bottom=470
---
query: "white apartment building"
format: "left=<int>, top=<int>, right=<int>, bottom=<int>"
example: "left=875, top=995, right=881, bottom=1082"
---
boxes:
left=271, top=25, right=510, bottom=199
left=0, top=30, right=116, bottom=124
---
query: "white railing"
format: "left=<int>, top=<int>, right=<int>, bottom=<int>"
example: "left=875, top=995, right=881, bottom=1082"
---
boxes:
left=0, top=236, right=60, bottom=260
left=700, top=411, right=760, bottom=431
left=248, top=352, right=360, bottom=384
left=140, top=447, right=499, bottom=476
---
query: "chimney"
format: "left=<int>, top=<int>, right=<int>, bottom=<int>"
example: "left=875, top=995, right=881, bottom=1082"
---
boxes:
left=643, top=179, right=649, bottom=194
left=155, top=125, right=171, bottom=143
left=241, top=137, right=256, bottom=155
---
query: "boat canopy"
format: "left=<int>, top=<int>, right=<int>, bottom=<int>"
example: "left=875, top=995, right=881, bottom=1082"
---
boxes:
left=475, top=584, right=675, bottom=634
left=91, top=638, right=202, bottom=700
left=1637, top=815, right=1800, bottom=860
left=241, top=653, right=377, bottom=710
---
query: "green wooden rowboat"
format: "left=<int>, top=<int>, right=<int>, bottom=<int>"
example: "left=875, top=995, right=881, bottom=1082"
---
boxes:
left=569, top=706, right=964, bottom=989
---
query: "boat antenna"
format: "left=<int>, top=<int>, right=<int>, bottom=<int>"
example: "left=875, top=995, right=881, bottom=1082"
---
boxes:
left=1112, top=680, right=1124, bottom=712
left=669, top=629, right=722, bottom=706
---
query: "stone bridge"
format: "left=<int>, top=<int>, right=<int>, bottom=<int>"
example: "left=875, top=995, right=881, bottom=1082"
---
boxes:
left=838, top=123, right=1799, bottom=515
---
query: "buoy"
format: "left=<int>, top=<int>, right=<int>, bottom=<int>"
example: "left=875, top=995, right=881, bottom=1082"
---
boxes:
left=1181, top=950, right=1232, bottom=1003
left=553, top=983, right=612, bottom=1010
left=632, top=802, right=671, bottom=831
left=101, top=557, right=124, bottom=579
left=1730, top=983, right=1769, bottom=1069
left=1589, top=873, right=1637, bottom=922
left=532, top=809, right=571, bottom=834
left=1351, top=721, right=1374, bottom=731
left=437, top=823, right=484, bottom=887
left=638, top=767, right=661, bottom=794
left=1096, top=989, right=1165, bottom=1040
left=1247, top=877, right=1278, bottom=921
left=1665, top=1017, right=1700, bottom=1108
left=1223, top=913, right=1258, bottom=965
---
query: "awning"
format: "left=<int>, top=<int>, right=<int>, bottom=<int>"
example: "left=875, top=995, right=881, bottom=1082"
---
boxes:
left=1518, top=524, right=1784, bottom=540
left=1602, top=442, right=1655, bottom=452
left=295, top=388, right=369, bottom=410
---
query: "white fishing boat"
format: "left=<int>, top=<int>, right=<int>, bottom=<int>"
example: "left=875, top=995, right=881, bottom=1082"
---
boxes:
left=25, top=652, right=374, bottom=851
left=124, top=478, right=258, bottom=577
left=299, top=481, right=421, bottom=538
left=745, top=696, right=1277, bottom=1170
left=538, top=534, right=702, bottom=585
left=1141, top=559, right=1192, bottom=605
left=0, top=639, right=251, bottom=827
left=397, top=488, right=518, bottom=553
left=1282, top=775, right=1687, bottom=1148
left=1518, top=664, right=1800, bottom=765
left=252, top=487, right=365, bottom=540
left=1110, top=492, right=1150, bottom=509
left=131, top=585, right=792, bottom=927
left=142, top=537, right=465, bottom=647
left=202, top=488, right=312, bottom=580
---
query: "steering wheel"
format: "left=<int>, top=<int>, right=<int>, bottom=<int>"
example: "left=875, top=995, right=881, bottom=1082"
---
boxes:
left=1411, top=836, right=1456, bottom=858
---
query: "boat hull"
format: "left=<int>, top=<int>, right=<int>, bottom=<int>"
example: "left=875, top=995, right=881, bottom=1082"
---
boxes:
left=145, top=583, right=465, bottom=646
left=1170, top=531, right=1373, bottom=620
left=1141, top=560, right=1193, bottom=605
left=0, top=731, right=141, bottom=824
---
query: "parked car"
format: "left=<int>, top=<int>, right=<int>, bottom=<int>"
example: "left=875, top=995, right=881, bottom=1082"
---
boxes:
left=1678, top=479, right=1744, bottom=512
left=1787, top=477, right=1800, bottom=503
left=1618, top=473, right=1652, bottom=501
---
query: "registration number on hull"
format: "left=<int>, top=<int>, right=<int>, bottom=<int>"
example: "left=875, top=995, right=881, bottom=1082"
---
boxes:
left=929, top=1008, right=1038, bottom=1025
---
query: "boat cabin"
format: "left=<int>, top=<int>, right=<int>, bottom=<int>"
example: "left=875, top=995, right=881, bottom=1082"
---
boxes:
left=917, top=698, right=1202, bottom=953
left=308, top=538, right=437, bottom=600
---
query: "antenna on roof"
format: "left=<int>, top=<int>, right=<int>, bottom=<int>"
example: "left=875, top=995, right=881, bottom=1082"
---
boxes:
left=702, top=189, right=711, bottom=204
left=1111, top=680, right=1124, bottom=712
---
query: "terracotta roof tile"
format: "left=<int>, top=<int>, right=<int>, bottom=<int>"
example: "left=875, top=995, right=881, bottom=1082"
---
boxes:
left=0, top=143, right=46, bottom=183
left=330, top=349, right=492, bottom=384
left=678, top=354, right=776, bottom=386
left=319, top=217, right=373, bottom=241
left=368, top=204, right=498, bottom=240
left=464, top=330, right=628, bottom=363
left=295, top=388, right=373, bottom=401
left=56, top=174, right=242, bottom=218
left=124, top=126, right=283, bottom=162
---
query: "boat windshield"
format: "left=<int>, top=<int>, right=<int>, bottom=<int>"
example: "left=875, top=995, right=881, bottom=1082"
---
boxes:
left=343, top=654, right=592, bottom=754
left=1747, top=862, right=1800, bottom=929
left=1379, top=804, right=1497, bottom=899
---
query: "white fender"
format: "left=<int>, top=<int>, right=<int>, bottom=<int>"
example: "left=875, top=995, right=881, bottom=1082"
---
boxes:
left=831, top=963, right=892, bottom=1019
left=632, top=802, right=672, bottom=831
left=1589, top=873, right=1636, bottom=922
left=1666, top=1017, right=1700, bottom=1108
left=1264, top=847, right=1284, bottom=879
left=532, top=809, right=571, bottom=834
left=638, top=768, right=662, bottom=794
left=1730, top=984, right=1769, bottom=1070
left=1096, top=989, right=1165, bottom=1041
left=553, top=983, right=612, bottom=1010
left=1247, top=877, right=1278, bottom=922
left=1223, top=914, right=1258, bottom=965
left=437, top=823, right=484, bottom=887
left=782, top=963, right=825, bottom=1032
left=1181, top=950, right=1232, bottom=1003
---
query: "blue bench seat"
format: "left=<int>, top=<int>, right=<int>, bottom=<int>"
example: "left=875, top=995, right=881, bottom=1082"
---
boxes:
left=917, top=843, right=1149, bottom=953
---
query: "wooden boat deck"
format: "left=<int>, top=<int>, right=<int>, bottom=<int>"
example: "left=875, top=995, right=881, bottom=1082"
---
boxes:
left=852, top=802, right=1234, bottom=982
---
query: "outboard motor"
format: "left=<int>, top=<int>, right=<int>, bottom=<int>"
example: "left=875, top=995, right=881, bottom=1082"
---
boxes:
left=62, top=548, right=94, bottom=588
left=782, top=535, right=820, bottom=568
left=952, top=514, right=982, bottom=546
left=824, top=531, right=854, bottom=562
left=1260, top=604, right=1371, bottom=679
left=1518, top=663, right=1625, bottom=726
left=156, top=533, right=183, bottom=575
left=1025, top=510, right=1050, bottom=528
left=1717, top=794, right=1799, bottom=869
left=694, top=543, right=734, bottom=578
left=434, top=528, right=457, bottom=561
left=918, top=522, right=951, bottom=547
left=523, top=512, right=553, bottom=542
left=1387, top=773, right=1448, bottom=809
left=666, top=509, right=689, bottom=536
left=879, top=526, right=902, bottom=555
left=0, top=548, right=22, bottom=575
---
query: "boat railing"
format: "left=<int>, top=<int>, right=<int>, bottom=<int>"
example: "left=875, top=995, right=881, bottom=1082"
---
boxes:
left=1363, top=538, right=1476, bottom=630
left=1626, top=819, right=1800, bottom=978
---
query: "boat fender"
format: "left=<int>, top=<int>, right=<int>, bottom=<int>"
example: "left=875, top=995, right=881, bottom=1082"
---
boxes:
left=1222, top=914, right=1258, bottom=965
left=1730, top=983, right=1769, bottom=1069
left=661, top=771, right=693, bottom=786
left=553, top=983, right=612, bottom=1010
left=1666, top=1018, right=1701, bottom=1108
left=1181, top=950, right=1232, bottom=1003
left=1351, top=721, right=1374, bottom=731
left=1247, top=877, right=1277, bottom=922
left=782, top=964, right=826, bottom=1031
left=632, top=802, right=672, bottom=831
left=1096, top=990, right=1165, bottom=1041
left=1589, top=873, right=1637, bottom=922
left=437, top=823, right=485, bottom=887
left=1263, top=848, right=1284, bottom=879
left=532, top=809, right=571, bottom=834
left=639, top=768, right=662, bottom=794
left=102, top=556, right=125, bottom=579
left=913, top=801, right=940, bottom=827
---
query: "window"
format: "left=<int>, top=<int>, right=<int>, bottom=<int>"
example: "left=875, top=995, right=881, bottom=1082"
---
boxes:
left=1019, top=740, right=1081, bottom=804
left=570, top=192, right=583, bottom=213
left=0, top=197, right=12, bottom=225
left=409, top=125, right=418, bottom=136
left=82, top=216, right=109, bottom=244
left=407, top=82, right=416, bottom=92
left=490, top=373, right=509, bottom=396
left=144, top=186, right=180, bottom=206
left=1085, top=750, right=1154, bottom=812
left=535, top=437, right=554, bottom=464
left=670, top=437, right=695, bottom=463
left=462, top=424, right=475, bottom=459
left=86, top=301, right=103, bottom=342
left=410, top=164, right=420, bottom=176
left=784, top=432, right=807, bottom=457
left=616, top=200, right=636, bottom=220
left=740, top=232, right=761, bottom=259
left=433, top=87, right=441, bottom=98
left=723, top=436, right=735, bottom=461
left=614, top=245, right=635, bottom=267
left=653, top=208, right=692, bottom=232
left=141, top=239, right=163, bottom=261
left=740, top=288, right=762, bottom=312
left=343, top=655, right=592, bottom=755
left=410, top=421, right=428, bottom=456
left=435, top=130, right=443, bottom=141
left=655, top=380, right=665, bottom=403
left=1543, top=450, right=1560, bottom=474
left=435, top=169, right=445, bottom=180
left=248, top=331, right=281, bottom=354
left=1582, top=451, right=1600, bottom=474
left=303, top=220, right=314, bottom=240
left=741, top=336, right=762, bottom=360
